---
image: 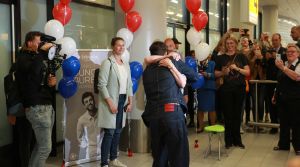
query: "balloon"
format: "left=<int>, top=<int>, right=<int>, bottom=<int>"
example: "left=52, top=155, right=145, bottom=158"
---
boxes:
left=58, top=77, right=78, bottom=98
left=195, top=42, right=210, bottom=61
left=62, top=56, right=81, bottom=77
left=185, top=56, right=197, bottom=70
left=44, top=19, right=64, bottom=41
left=121, top=49, right=130, bottom=62
left=186, top=0, right=201, bottom=14
left=186, top=27, right=203, bottom=46
left=130, top=61, right=143, bottom=80
left=57, top=37, right=77, bottom=56
left=116, top=28, right=133, bottom=48
left=132, top=78, right=138, bottom=94
left=119, top=0, right=135, bottom=13
left=192, top=11, right=208, bottom=32
left=60, top=0, right=71, bottom=5
left=126, top=11, right=142, bottom=33
left=191, top=74, right=205, bottom=89
left=53, top=2, right=72, bottom=26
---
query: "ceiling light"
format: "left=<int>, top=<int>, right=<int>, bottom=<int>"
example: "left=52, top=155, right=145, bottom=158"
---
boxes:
left=227, top=3, right=230, bottom=7
left=76, top=25, right=86, bottom=28
left=176, top=13, right=183, bottom=17
left=166, top=11, right=175, bottom=15
left=170, top=0, right=178, bottom=4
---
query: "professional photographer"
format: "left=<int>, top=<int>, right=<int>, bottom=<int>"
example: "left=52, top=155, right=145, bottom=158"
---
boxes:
left=16, top=31, right=56, bottom=167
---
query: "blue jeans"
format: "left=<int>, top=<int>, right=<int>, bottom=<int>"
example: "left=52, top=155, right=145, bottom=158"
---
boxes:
left=101, top=94, right=126, bottom=166
left=25, top=105, right=54, bottom=167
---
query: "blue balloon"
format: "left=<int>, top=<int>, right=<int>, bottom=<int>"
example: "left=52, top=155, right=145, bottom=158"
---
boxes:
left=58, top=77, right=78, bottom=98
left=62, top=56, right=81, bottom=77
left=130, top=61, right=143, bottom=80
left=132, top=78, right=138, bottom=94
left=185, top=57, right=197, bottom=71
left=191, top=74, right=205, bottom=89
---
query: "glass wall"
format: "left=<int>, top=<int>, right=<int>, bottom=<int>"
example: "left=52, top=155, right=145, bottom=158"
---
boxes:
left=166, top=0, right=186, bottom=24
left=0, top=3, right=12, bottom=147
left=175, top=27, right=186, bottom=56
left=21, top=0, right=47, bottom=43
left=60, top=2, right=115, bottom=49
left=209, top=0, right=221, bottom=51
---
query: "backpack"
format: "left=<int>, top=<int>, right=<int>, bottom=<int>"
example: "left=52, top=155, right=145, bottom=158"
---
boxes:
left=4, top=64, right=25, bottom=116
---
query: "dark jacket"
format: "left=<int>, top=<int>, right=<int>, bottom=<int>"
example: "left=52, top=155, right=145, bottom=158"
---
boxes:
left=142, top=58, right=198, bottom=126
left=276, top=59, right=300, bottom=101
left=15, top=49, right=53, bottom=108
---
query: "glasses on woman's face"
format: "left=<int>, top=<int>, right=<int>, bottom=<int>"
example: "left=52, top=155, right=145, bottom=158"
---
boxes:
left=287, top=50, right=298, bottom=54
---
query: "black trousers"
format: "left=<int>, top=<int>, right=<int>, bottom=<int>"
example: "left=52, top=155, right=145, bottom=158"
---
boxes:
left=277, top=97, right=300, bottom=152
left=11, top=116, right=35, bottom=167
left=220, top=86, right=245, bottom=145
left=150, top=108, right=189, bottom=167
left=265, top=84, right=278, bottom=124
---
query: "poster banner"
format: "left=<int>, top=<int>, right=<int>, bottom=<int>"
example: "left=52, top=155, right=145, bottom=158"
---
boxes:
left=64, top=49, right=110, bottom=166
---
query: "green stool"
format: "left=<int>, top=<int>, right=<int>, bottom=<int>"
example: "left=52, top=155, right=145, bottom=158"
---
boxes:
left=204, top=124, right=226, bottom=160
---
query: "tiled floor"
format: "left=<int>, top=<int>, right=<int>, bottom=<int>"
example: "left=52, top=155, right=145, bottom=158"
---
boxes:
left=46, top=128, right=296, bottom=167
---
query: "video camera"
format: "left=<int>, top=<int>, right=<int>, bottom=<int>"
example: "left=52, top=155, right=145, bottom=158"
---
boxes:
left=40, top=34, right=65, bottom=75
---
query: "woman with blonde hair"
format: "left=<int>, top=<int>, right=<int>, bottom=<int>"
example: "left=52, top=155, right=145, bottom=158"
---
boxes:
left=214, top=36, right=250, bottom=149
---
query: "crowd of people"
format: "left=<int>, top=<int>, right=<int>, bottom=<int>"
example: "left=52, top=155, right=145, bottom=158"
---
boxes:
left=7, top=25, right=300, bottom=167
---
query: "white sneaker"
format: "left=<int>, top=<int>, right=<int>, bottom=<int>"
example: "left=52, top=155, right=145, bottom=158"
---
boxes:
left=109, top=159, right=127, bottom=167
left=102, top=165, right=108, bottom=167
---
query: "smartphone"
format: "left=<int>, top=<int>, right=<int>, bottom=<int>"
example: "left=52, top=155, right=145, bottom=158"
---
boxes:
left=276, top=54, right=281, bottom=61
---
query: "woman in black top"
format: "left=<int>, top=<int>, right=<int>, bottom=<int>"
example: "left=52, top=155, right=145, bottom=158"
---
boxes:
left=215, top=36, right=250, bottom=149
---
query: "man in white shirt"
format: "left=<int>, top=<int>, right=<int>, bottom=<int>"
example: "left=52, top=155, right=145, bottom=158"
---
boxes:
left=77, top=92, right=101, bottom=158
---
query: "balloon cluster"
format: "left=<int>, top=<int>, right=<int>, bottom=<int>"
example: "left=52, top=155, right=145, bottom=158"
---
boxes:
left=117, top=0, right=143, bottom=62
left=186, top=56, right=204, bottom=89
left=44, top=0, right=79, bottom=98
left=129, top=61, right=143, bottom=94
left=185, top=0, right=210, bottom=62
left=58, top=56, right=80, bottom=98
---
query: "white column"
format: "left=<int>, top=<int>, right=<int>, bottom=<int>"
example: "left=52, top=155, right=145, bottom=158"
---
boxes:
left=115, top=0, right=167, bottom=153
left=228, top=0, right=254, bottom=39
left=262, top=5, right=278, bottom=34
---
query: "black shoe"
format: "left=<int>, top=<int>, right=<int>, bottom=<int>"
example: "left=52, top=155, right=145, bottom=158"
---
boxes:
left=234, top=143, right=245, bottom=149
left=296, top=151, right=300, bottom=155
left=225, top=143, right=232, bottom=149
left=273, top=146, right=289, bottom=151
left=269, top=128, right=278, bottom=134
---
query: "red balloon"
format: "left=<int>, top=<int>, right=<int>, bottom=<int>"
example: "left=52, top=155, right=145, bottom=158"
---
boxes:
left=192, top=11, right=208, bottom=32
left=52, top=2, right=72, bottom=26
left=60, top=0, right=71, bottom=5
left=119, top=0, right=135, bottom=13
left=126, top=11, right=142, bottom=33
left=186, top=0, right=201, bottom=14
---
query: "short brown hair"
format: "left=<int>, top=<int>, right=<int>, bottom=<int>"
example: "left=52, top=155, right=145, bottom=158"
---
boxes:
left=111, top=37, right=124, bottom=47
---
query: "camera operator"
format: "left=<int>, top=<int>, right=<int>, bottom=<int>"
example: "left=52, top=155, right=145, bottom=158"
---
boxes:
left=16, top=31, right=56, bottom=167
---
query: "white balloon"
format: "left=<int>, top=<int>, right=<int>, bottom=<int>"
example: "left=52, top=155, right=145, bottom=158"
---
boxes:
left=187, top=27, right=203, bottom=46
left=116, top=28, right=133, bottom=49
left=57, top=37, right=77, bottom=57
left=195, top=42, right=210, bottom=61
left=44, top=19, right=64, bottom=41
left=121, top=49, right=130, bottom=62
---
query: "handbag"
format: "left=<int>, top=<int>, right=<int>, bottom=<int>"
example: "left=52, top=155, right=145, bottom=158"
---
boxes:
left=215, top=54, right=238, bottom=89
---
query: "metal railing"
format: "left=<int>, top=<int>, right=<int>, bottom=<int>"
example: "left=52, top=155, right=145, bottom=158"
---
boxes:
left=247, top=80, right=280, bottom=132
